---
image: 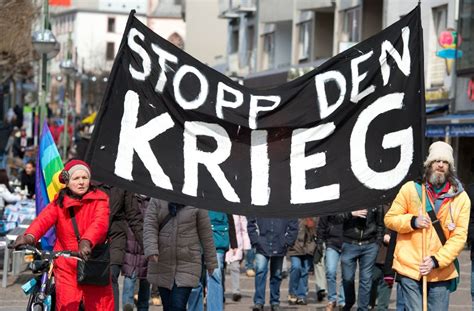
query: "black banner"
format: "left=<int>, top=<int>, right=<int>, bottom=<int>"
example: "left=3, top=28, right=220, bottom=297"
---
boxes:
left=86, top=6, right=424, bottom=218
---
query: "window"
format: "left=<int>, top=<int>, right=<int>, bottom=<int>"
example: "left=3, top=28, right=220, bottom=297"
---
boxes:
left=298, top=21, right=311, bottom=61
left=457, top=0, right=474, bottom=74
left=263, top=32, right=275, bottom=69
left=107, top=17, right=115, bottom=33
left=430, top=5, right=448, bottom=86
left=106, top=42, right=115, bottom=60
left=342, top=7, right=361, bottom=42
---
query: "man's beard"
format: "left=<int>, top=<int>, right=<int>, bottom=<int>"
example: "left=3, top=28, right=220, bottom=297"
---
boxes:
left=428, top=168, right=447, bottom=188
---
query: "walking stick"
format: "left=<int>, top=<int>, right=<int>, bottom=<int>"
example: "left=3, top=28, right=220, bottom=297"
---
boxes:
left=421, top=184, right=428, bottom=311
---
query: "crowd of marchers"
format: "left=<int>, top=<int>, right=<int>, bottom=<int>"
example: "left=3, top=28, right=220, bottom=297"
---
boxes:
left=12, top=140, right=473, bottom=311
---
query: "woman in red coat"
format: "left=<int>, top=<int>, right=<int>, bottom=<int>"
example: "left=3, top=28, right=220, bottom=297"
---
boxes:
left=14, top=160, right=114, bottom=310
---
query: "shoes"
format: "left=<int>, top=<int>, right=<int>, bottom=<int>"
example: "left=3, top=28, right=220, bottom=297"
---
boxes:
left=123, top=304, right=134, bottom=311
left=296, top=298, right=307, bottom=305
left=246, top=269, right=256, bottom=277
left=317, top=289, right=327, bottom=302
left=151, top=296, right=162, bottom=306
left=271, top=304, right=281, bottom=311
left=232, top=293, right=242, bottom=302
left=288, top=294, right=297, bottom=305
left=326, top=301, right=337, bottom=311
left=252, top=304, right=264, bottom=311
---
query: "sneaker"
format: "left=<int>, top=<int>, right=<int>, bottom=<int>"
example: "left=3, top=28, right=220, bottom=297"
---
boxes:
left=123, top=304, right=134, bottom=311
left=326, top=301, right=336, bottom=311
left=151, top=296, right=162, bottom=306
left=296, top=298, right=307, bottom=305
left=317, top=289, right=327, bottom=302
left=271, top=304, right=281, bottom=311
left=288, top=294, right=297, bottom=305
left=246, top=269, right=256, bottom=277
left=252, top=304, right=264, bottom=311
left=232, top=293, right=242, bottom=302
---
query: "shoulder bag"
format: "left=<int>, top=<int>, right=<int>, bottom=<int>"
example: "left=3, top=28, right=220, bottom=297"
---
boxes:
left=69, top=209, right=110, bottom=286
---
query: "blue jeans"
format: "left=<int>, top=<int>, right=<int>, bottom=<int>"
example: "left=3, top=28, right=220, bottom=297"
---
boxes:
left=396, top=282, right=405, bottom=311
left=122, top=272, right=151, bottom=311
left=254, top=253, right=284, bottom=306
left=289, top=255, right=312, bottom=299
left=341, top=242, right=379, bottom=311
left=399, top=276, right=450, bottom=311
left=159, top=283, right=192, bottom=311
left=187, top=282, right=203, bottom=311
left=206, top=252, right=225, bottom=310
left=246, top=248, right=256, bottom=270
left=325, top=247, right=345, bottom=305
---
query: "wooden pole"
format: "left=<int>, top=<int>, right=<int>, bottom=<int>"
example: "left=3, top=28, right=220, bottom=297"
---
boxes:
left=421, top=184, right=428, bottom=311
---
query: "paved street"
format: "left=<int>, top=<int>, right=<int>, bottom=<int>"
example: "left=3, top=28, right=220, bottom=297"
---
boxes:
left=1, top=247, right=473, bottom=310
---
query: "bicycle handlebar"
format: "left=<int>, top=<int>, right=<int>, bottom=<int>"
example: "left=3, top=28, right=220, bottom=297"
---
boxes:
left=10, top=244, right=82, bottom=260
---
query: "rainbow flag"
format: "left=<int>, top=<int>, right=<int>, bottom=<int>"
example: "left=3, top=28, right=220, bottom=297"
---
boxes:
left=35, top=120, right=64, bottom=250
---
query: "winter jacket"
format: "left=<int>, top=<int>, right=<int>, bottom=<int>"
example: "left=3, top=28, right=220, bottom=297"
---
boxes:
left=122, top=194, right=149, bottom=279
left=332, top=206, right=384, bottom=245
left=95, top=183, right=142, bottom=265
left=209, top=211, right=231, bottom=254
left=143, top=199, right=218, bottom=290
left=25, top=189, right=114, bottom=310
left=0, top=184, right=21, bottom=209
left=225, top=215, right=251, bottom=263
left=316, top=216, right=343, bottom=252
left=288, top=218, right=317, bottom=257
left=247, top=217, right=298, bottom=257
left=385, top=180, right=471, bottom=282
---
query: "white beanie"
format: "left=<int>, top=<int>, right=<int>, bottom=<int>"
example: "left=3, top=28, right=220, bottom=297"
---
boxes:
left=423, top=141, right=455, bottom=170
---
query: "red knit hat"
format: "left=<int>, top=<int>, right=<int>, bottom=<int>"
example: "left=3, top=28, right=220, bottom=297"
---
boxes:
left=59, top=159, right=91, bottom=184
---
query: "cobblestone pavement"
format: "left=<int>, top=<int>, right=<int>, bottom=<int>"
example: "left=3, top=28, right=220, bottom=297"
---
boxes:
left=1, top=248, right=472, bottom=310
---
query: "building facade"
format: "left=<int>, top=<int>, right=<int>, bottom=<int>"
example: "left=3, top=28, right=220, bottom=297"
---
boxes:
left=217, top=0, right=474, bottom=182
left=47, top=0, right=185, bottom=116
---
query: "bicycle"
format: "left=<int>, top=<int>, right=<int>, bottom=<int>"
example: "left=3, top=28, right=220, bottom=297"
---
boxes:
left=10, top=244, right=82, bottom=311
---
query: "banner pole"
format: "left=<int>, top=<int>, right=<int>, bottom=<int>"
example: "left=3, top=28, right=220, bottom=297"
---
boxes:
left=421, top=184, right=428, bottom=311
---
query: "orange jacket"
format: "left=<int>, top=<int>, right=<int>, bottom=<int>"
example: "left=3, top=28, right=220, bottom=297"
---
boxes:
left=384, top=181, right=470, bottom=282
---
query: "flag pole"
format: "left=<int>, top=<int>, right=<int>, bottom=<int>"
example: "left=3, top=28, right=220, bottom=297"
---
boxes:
left=421, top=184, right=428, bottom=311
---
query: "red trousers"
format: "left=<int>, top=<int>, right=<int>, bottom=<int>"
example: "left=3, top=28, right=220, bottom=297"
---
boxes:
left=55, top=281, right=114, bottom=310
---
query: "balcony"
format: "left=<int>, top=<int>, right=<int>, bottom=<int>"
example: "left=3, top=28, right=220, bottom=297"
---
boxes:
left=219, top=0, right=256, bottom=19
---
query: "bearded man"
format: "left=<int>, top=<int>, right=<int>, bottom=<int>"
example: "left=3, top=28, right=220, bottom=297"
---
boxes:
left=385, top=141, right=471, bottom=311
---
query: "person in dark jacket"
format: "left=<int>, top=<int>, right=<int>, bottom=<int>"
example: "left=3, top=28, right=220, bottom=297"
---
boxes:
left=122, top=194, right=151, bottom=311
left=331, top=207, right=384, bottom=311
left=20, top=160, right=35, bottom=198
left=247, top=217, right=298, bottom=311
left=317, top=216, right=345, bottom=310
left=95, top=183, right=143, bottom=311
left=287, top=218, right=317, bottom=305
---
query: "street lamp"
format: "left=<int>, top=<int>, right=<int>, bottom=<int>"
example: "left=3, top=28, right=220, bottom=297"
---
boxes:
left=32, top=29, right=58, bottom=55
left=32, top=0, right=59, bottom=146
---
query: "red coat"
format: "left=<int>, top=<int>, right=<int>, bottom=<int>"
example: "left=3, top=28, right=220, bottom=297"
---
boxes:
left=26, top=189, right=114, bottom=310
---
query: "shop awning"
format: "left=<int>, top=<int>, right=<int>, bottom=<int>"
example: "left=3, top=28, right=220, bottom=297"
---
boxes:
left=426, top=113, right=474, bottom=137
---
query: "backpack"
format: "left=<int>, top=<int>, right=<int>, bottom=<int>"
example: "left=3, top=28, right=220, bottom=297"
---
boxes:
left=208, top=211, right=230, bottom=252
